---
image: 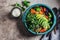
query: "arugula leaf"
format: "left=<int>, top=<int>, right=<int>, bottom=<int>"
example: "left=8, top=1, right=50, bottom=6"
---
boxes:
left=49, top=13, right=52, bottom=18
left=22, top=0, right=30, bottom=7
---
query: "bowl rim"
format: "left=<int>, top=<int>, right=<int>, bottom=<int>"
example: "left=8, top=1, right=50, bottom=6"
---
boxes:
left=22, top=4, right=56, bottom=35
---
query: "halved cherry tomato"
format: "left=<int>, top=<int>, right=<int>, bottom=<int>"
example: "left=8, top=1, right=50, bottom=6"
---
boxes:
left=40, top=7, right=43, bottom=9
left=45, top=16, right=49, bottom=19
left=40, top=7, right=44, bottom=12
left=40, top=28, right=46, bottom=32
left=44, top=8, right=46, bottom=12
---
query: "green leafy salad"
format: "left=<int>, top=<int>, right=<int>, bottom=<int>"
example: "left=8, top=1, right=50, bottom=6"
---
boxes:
left=26, top=6, right=53, bottom=33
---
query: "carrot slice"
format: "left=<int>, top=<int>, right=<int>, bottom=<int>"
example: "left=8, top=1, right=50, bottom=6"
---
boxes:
left=31, top=9, right=36, bottom=14
left=39, top=11, right=44, bottom=14
left=35, top=11, right=39, bottom=14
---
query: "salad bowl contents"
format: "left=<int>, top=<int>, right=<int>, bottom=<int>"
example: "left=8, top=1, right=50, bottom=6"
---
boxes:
left=22, top=4, right=56, bottom=35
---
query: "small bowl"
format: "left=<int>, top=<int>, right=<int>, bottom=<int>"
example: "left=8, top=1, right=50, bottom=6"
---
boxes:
left=11, top=7, right=22, bottom=19
left=22, top=4, right=56, bottom=35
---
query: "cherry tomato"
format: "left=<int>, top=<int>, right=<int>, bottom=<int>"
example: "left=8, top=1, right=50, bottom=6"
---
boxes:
left=40, top=28, right=46, bottom=32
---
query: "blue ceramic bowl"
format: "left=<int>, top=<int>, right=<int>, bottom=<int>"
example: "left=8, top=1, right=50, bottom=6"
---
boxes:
left=22, top=4, right=56, bottom=35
